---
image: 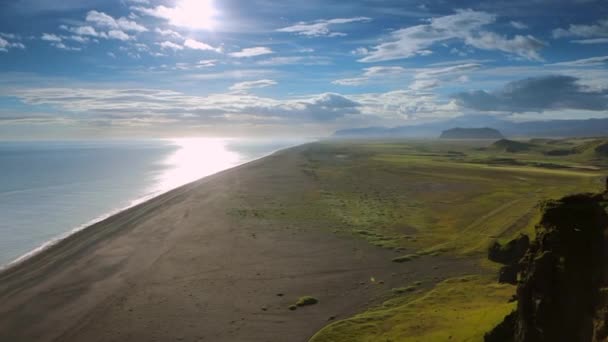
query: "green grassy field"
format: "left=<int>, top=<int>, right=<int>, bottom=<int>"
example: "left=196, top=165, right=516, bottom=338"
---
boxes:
left=310, top=276, right=515, bottom=342
left=231, top=137, right=608, bottom=341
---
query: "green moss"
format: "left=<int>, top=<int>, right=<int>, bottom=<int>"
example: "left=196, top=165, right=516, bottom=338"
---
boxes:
left=310, top=276, right=515, bottom=342
left=296, top=296, right=319, bottom=307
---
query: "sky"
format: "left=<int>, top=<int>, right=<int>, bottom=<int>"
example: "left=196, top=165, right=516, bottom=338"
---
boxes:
left=0, top=0, right=607, bottom=139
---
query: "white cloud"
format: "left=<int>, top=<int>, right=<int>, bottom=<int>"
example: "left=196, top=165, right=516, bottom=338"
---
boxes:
left=548, top=55, right=608, bottom=67
left=157, top=41, right=184, bottom=51
left=510, top=21, right=528, bottom=30
left=184, top=38, right=220, bottom=52
left=229, top=79, right=277, bottom=91
left=359, top=9, right=544, bottom=62
left=133, top=0, right=218, bottom=30
left=229, top=47, right=273, bottom=58
left=256, top=56, right=331, bottom=66
left=0, top=35, right=25, bottom=52
left=53, top=43, right=82, bottom=51
left=108, top=30, right=131, bottom=41
left=571, top=38, right=608, bottom=44
left=9, top=87, right=363, bottom=124
left=155, top=28, right=183, bottom=39
left=415, top=63, right=481, bottom=79
left=277, top=17, right=371, bottom=37
left=40, top=33, right=83, bottom=50
left=41, top=33, right=62, bottom=42
left=86, top=10, right=147, bottom=32
left=332, top=77, right=369, bottom=86
left=333, top=66, right=406, bottom=86
left=553, top=17, right=608, bottom=39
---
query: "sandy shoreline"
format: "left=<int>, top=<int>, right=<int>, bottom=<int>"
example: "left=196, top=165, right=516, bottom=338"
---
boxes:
left=0, top=144, right=477, bottom=342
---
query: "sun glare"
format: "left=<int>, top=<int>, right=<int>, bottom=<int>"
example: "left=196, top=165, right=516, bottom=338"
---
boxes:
left=165, top=0, right=219, bottom=30
left=155, top=138, right=241, bottom=192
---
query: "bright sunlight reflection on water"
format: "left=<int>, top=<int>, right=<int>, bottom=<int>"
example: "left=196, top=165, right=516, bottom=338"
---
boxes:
left=154, top=138, right=242, bottom=192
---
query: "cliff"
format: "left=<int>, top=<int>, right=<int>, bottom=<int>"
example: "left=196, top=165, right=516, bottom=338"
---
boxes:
left=486, top=192, right=608, bottom=341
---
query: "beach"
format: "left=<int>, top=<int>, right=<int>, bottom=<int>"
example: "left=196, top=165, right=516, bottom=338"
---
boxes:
left=0, top=144, right=477, bottom=342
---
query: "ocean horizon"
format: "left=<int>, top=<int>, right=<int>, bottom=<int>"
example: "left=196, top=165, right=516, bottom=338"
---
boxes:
left=0, top=138, right=305, bottom=268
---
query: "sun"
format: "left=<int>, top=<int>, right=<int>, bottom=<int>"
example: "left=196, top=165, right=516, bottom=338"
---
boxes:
left=164, top=0, right=219, bottom=30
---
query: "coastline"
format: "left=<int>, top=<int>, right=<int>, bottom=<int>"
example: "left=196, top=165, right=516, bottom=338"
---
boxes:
left=0, top=142, right=476, bottom=342
left=0, top=141, right=302, bottom=273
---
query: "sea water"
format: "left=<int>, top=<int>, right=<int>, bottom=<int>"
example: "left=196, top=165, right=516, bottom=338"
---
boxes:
left=0, top=138, right=304, bottom=268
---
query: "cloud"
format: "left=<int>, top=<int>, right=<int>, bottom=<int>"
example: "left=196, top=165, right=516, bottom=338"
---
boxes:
left=155, top=28, right=183, bottom=39
left=548, top=56, right=608, bottom=67
left=414, top=63, right=481, bottom=79
left=41, top=33, right=62, bottom=42
left=229, top=79, right=277, bottom=92
left=157, top=41, right=183, bottom=51
left=571, top=38, right=608, bottom=44
left=277, top=17, right=371, bottom=37
left=64, top=25, right=102, bottom=37
left=155, top=38, right=221, bottom=53
left=107, top=29, right=131, bottom=41
left=510, top=21, right=528, bottom=30
left=86, top=10, right=147, bottom=32
left=333, top=66, right=406, bottom=86
left=8, top=87, right=362, bottom=124
left=359, top=9, right=544, bottom=62
left=0, top=34, right=25, bottom=52
left=40, top=33, right=82, bottom=50
left=52, top=42, right=82, bottom=51
left=351, top=90, right=460, bottom=120
left=133, top=0, right=218, bottom=30
left=229, top=47, right=273, bottom=58
left=256, top=56, right=331, bottom=66
left=184, top=38, right=220, bottom=52
left=553, top=17, right=608, bottom=39
left=453, top=75, right=608, bottom=112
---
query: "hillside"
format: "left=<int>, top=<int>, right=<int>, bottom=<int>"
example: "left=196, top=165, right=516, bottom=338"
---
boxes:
left=440, top=127, right=504, bottom=139
left=492, top=139, right=535, bottom=153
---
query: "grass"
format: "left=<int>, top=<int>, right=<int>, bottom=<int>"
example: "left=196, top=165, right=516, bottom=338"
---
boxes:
left=226, top=138, right=607, bottom=340
left=296, top=296, right=319, bottom=307
left=310, top=276, right=515, bottom=342
left=303, top=139, right=603, bottom=256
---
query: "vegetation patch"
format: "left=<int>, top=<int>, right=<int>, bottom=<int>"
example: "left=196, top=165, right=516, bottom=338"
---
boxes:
left=295, top=296, right=319, bottom=307
left=310, top=276, right=515, bottom=342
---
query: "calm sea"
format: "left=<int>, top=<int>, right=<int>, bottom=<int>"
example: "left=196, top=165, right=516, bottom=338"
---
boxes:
left=0, top=138, right=304, bottom=268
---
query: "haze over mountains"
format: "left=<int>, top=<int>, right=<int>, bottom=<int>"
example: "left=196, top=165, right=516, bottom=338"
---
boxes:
left=333, top=116, right=608, bottom=139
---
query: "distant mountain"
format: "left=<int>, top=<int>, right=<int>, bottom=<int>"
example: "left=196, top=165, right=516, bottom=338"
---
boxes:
left=439, top=127, right=504, bottom=140
left=332, top=117, right=608, bottom=139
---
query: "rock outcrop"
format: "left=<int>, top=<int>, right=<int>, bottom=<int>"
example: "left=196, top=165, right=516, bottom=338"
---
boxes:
left=486, top=192, right=608, bottom=342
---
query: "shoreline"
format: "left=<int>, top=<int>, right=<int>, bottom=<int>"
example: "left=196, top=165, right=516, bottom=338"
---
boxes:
left=0, top=142, right=302, bottom=274
left=0, top=141, right=477, bottom=342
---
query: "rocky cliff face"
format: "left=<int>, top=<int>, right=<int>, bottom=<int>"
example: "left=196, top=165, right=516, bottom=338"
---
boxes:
left=486, top=193, right=608, bottom=342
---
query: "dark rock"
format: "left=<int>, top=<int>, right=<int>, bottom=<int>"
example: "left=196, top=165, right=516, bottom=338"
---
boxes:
left=488, top=234, right=530, bottom=265
left=486, top=192, right=608, bottom=341
left=485, top=311, right=516, bottom=342
left=498, top=265, right=518, bottom=285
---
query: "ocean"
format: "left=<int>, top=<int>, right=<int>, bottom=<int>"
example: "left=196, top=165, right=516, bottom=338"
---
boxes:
left=0, top=138, right=303, bottom=268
